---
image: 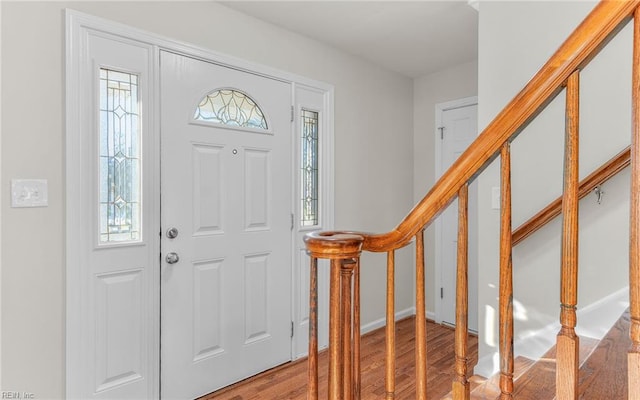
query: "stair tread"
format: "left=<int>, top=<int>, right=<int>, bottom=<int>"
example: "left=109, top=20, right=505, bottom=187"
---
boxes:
left=443, top=309, right=630, bottom=400
left=511, top=309, right=628, bottom=400
left=577, top=309, right=630, bottom=399
left=454, top=330, right=599, bottom=399
left=509, top=335, right=599, bottom=400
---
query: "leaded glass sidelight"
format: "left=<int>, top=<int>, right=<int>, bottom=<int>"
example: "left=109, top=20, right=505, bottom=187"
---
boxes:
left=99, top=68, right=141, bottom=243
left=301, top=109, right=319, bottom=226
left=194, top=89, right=268, bottom=130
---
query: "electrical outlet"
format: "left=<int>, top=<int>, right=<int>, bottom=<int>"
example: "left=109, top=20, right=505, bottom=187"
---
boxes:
left=11, top=179, right=48, bottom=208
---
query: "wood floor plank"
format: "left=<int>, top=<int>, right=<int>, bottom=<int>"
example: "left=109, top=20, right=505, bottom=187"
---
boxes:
left=199, top=317, right=478, bottom=400
left=443, top=356, right=536, bottom=400
left=195, top=310, right=633, bottom=399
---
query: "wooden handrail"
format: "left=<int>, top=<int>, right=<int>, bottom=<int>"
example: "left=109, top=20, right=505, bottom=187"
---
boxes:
left=512, top=145, right=631, bottom=246
left=360, top=0, right=639, bottom=253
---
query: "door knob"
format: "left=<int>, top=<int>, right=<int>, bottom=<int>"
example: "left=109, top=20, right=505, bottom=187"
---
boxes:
left=166, top=252, right=180, bottom=264
left=166, top=227, right=179, bottom=239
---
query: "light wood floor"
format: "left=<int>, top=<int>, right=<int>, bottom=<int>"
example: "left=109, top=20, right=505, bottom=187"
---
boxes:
left=200, top=317, right=479, bottom=400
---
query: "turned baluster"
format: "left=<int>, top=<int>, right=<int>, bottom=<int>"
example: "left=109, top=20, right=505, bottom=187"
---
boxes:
left=499, top=142, right=514, bottom=400
left=329, top=259, right=343, bottom=399
left=308, top=256, right=319, bottom=400
left=416, top=229, right=428, bottom=400
left=341, top=259, right=356, bottom=400
left=557, top=70, right=581, bottom=400
left=386, top=250, right=396, bottom=399
left=354, top=258, right=361, bottom=400
left=630, top=6, right=640, bottom=399
left=453, top=184, right=470, bottom=400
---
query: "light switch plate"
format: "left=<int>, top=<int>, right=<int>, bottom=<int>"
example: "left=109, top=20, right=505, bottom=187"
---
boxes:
left=11, top=179, right=48, bottom=208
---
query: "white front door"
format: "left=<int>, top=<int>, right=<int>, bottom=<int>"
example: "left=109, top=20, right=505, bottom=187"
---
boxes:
left=160, top=51, right=293, bottom=399
left=438, top=102, right=478, bottom=332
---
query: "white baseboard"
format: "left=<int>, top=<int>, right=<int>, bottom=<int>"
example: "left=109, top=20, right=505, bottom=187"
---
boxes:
left=360, top=307, right=416, bottom=335
left=474, top=287, right=629, bottom=378
left=575, top=286, right=629, bottom=339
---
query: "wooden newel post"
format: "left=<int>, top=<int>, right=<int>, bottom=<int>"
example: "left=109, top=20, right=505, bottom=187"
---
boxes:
left=305, top=231, right=365, bottom=400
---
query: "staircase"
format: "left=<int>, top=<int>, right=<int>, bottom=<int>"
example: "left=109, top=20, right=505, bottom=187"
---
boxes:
left=454, top=309, right=630, bottom=400
left=304, top=1, right=640, bottom=399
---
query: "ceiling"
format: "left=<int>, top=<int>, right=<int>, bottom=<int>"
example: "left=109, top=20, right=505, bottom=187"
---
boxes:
left=219, top=1, right=478, bottom=79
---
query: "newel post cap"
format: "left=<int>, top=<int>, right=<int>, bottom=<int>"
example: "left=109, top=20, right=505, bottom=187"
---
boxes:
left=304, top=231, right=365, bottom=259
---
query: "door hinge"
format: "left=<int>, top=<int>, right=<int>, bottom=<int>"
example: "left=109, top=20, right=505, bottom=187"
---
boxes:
left=291, top=321, right=294, bottom=338
left=291, top=213, right=294, bottom=230
left=440, top=287, right=444, bottom=299
left=291, top=105, right=295, bottom=122
left=438, top=126, right=445, bottom=140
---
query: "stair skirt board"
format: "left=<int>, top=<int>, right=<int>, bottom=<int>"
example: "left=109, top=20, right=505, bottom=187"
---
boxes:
left=474, top=286, right=629, bottom=378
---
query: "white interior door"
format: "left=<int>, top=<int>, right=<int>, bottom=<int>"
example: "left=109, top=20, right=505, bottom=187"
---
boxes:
left=160, top=51, right=293, bottom=399
left=438, top=103, right=478, bottom=332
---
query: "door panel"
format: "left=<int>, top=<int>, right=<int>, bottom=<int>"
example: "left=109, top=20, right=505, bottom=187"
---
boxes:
left=192, top=144, right=224, bottom=234
left=94, top=268, right=144, bottom=393
left=160, top=51, right=292, bottom=399
left=244, top=149, right=270, bottom=229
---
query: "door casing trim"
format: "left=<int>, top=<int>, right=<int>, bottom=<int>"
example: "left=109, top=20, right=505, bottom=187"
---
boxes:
left=433, top=96, right=478, bottom=325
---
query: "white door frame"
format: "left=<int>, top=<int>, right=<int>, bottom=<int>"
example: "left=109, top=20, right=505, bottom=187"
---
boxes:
left=433, top=96, right=477, bottom=325
left=65, top=10, right=334, bottom=398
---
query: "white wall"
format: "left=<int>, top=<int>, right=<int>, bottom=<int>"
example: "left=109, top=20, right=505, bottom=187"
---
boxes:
left=413, top=60, right=478, bottom=313
left=477, top=1, right=631, bottom=375
left=0, top=2, right=414, bottom=397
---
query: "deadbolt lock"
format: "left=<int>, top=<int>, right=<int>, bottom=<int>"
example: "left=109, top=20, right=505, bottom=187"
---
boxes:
left=166, top=227, right=179, bottom=239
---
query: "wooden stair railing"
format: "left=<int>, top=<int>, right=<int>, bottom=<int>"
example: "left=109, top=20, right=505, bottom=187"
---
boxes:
left=304, top=1, right=640, bottom=399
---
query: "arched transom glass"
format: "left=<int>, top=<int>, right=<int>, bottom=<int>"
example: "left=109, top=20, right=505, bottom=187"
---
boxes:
left=194, top=89, right=268, bottom=130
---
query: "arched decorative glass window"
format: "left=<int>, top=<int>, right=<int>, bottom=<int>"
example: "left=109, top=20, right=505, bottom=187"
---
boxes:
left=194, top=89, right=268, bottom=130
